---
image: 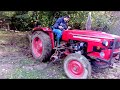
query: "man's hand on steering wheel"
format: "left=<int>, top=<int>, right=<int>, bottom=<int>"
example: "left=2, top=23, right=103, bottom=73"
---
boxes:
left=67, top=26, right=71, bottom=30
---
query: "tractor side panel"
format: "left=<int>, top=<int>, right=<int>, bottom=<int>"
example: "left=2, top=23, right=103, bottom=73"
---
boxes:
left=62, top=30, right=111, bottom=61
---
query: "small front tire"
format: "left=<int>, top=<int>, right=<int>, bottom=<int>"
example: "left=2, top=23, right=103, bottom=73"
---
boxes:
left=64, top=53, right=91, bottom=79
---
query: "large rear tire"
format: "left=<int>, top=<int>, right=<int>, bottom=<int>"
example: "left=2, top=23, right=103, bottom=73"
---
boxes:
left=64, top=53, right=91, bottom=79
left=31, top=31, right=52, bottom=62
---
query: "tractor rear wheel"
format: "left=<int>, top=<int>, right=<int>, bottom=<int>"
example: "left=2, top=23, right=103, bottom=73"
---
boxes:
left=64, top=53, right=91, bottom=79
left=31, top=31, right=52, bottom=62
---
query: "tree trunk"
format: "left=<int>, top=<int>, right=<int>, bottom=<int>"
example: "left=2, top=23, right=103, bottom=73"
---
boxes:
left=86, top=12, right=92, bottom=30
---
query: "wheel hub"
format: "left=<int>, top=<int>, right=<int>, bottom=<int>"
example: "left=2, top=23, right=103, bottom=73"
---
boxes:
left=68, top=60, right=84, bottom=76
left=73, top=66, right=78, bottom=71
left=32, top=37, right=43, bottom=58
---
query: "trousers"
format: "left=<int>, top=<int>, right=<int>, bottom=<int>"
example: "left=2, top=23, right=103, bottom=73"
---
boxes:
left=53, top=29, right=63, bottom=46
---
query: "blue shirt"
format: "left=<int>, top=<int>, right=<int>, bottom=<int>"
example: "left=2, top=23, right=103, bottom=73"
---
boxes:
left=52, top=17, right=68, bottom=30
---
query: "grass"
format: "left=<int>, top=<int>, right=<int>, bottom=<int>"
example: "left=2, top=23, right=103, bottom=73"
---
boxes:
left=0, top=30, right=10, bottom=34
left=7, top=63, right=66, bottom=79
left=19, top=59, right=35, bottom=66
left=8, top=65, right=66, bottom=79
left=0, top=30, right=67, bottom=79
left=8, top=68, right=42, bottom=79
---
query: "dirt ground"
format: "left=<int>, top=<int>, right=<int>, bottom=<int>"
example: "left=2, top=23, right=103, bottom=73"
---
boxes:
left=0, top=30, right=120, bottom=79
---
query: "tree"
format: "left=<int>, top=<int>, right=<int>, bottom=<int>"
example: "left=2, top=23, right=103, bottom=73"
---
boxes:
left=0, top=11, right=118, bottom=32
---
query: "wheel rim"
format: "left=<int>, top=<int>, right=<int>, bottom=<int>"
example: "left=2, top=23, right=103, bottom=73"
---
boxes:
left=32, top=37, right=43, bottom=58
left=67, top=60, right=84, bottom=77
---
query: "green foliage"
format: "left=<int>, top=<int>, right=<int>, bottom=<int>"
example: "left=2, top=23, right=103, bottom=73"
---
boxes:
left=0, top=11, right=118, bottom=31
left=91, top=11, right=118, bottom=31
left=2, top=11, right=15, bottom=18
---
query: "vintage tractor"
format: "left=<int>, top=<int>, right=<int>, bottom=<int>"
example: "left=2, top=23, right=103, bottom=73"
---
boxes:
left=30, top=26, right=120, bottom=79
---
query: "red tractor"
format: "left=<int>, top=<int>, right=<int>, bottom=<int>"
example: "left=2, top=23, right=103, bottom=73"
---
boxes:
left=30, top=26, right=120, bottom=79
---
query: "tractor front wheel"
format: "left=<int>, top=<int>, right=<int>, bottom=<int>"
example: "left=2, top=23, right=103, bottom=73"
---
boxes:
left=91, top=60, right=109, bottom=69
left=64, top=53, right=91, bottom=79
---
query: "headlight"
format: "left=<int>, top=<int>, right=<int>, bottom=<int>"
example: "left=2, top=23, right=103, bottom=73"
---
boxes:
left=102, top=40, right=109, bottom=46
left=100, top=52, right=105, bottom=58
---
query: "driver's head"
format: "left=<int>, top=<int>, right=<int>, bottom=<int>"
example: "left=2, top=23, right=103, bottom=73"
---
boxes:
left=64, top=15, right=70, bottom=22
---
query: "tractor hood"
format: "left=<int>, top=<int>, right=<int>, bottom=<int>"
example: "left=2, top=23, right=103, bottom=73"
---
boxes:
left=64, top=30, right=120, bottom=40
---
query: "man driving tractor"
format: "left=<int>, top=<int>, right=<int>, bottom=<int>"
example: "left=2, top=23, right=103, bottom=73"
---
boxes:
left=31, top=13, right=120, bottom=79
left=52, top=15, right=71, bottom=47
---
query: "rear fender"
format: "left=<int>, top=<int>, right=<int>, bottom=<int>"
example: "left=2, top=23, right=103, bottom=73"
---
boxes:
left=32, top=27, right=55, bottom=48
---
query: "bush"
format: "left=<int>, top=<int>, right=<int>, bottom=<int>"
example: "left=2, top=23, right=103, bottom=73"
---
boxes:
left=2, top=11, right=117, bottom=32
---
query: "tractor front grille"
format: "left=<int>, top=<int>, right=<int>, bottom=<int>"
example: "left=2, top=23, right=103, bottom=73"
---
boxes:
left=109, top=39, right=120, bottom=49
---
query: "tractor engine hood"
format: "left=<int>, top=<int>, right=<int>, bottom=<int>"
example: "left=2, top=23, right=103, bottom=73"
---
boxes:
left=62, top=30, right=120, bottom=40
